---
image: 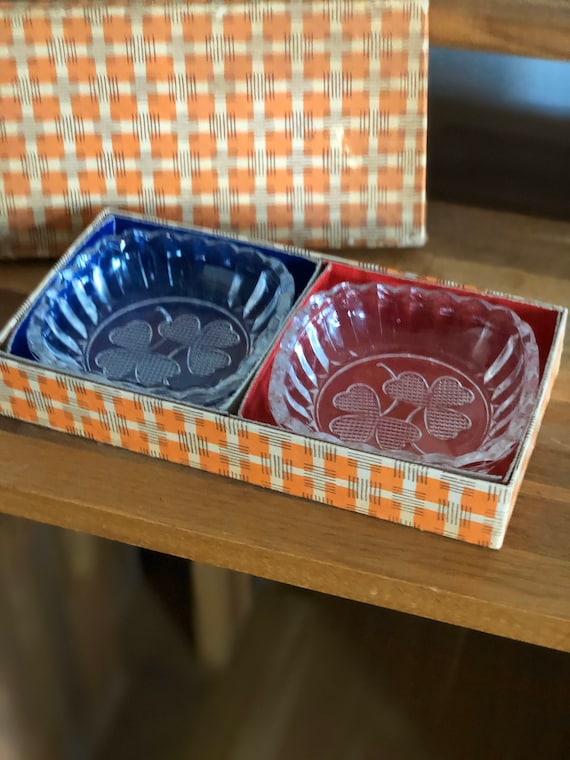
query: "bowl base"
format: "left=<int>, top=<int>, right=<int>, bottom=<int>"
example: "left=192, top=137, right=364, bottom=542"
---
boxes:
left=86, top=296, right=249, bottom=392
left=316, top=354, right=490, bottom=459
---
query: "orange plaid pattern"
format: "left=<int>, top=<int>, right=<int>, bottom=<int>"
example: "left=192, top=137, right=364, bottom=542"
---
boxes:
left=0, top=0, right=428, bottom=257
left=0, top=344, right=526, bottom=550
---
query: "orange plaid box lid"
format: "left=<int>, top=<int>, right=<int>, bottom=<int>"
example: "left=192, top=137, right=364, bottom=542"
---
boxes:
left=0, top=0, right=428, bottom=258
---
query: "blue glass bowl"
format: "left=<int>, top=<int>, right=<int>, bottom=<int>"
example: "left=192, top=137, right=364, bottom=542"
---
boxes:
left=22, top=228, right=296, bottom=409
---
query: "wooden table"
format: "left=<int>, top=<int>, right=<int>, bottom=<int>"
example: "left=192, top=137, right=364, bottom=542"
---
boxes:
left=1, top=201, right=568, bottom=653
left=431, top=0, right=570, bottom=60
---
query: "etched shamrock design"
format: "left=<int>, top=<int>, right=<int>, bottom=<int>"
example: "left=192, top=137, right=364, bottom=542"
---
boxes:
left=159, top=314, right=241, bottom=376
left=383, top=372, right=474, bottom=440
left=95, top=320, right=181, bottom=386
left=94, top=311, right=242, bottom=391
left=329, top=383, right=421, bottom=450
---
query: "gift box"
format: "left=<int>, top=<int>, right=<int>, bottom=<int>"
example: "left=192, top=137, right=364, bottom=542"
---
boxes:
left=0, top=210, right=566, bottom=549
left=0, top=0, right=428, bottom=259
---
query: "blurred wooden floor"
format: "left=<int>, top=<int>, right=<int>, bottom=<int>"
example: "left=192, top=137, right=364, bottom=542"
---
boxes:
left=98, top=571, right=570, bottom=760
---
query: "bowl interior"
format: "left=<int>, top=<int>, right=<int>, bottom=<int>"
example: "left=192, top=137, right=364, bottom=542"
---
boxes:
left=268, top=282, right=540, bottom=471
left=26, top=229, right=295, bottom=408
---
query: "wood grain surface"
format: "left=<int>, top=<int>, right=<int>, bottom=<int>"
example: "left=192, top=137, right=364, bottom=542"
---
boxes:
left=431, top=0, right=570, bottom=59
left=0, top=201, right=569, bottom=652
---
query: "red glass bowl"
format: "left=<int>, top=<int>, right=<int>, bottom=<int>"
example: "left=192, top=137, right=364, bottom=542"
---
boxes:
left=268, top=282, right=540, bottom=473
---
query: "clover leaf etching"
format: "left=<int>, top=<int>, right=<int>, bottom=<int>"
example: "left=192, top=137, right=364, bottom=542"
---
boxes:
left=329, top=383, right=421, bottom=450
left=383, top=372, right=474, bottom=440
left=159, top=314, right=240, bottom=376
left=95, top=320, right=181, bottom=387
